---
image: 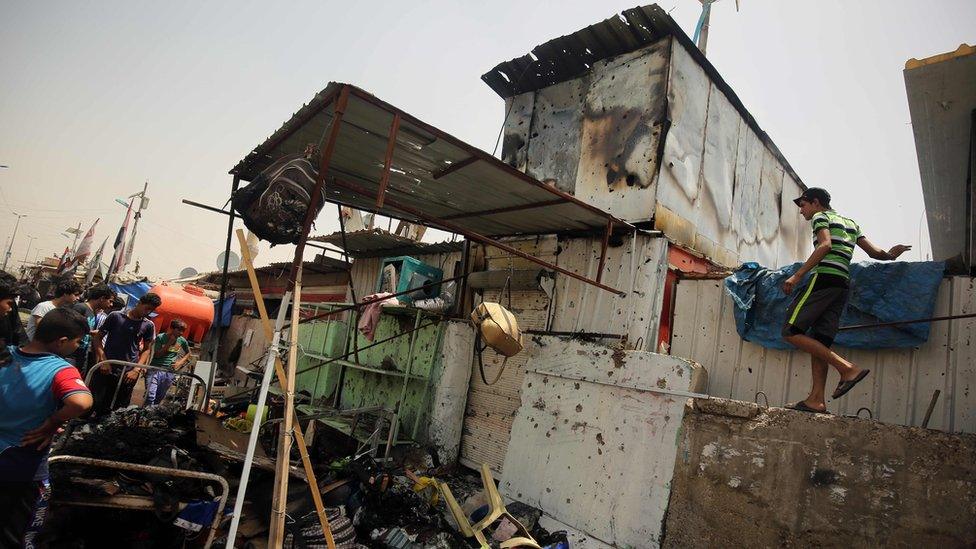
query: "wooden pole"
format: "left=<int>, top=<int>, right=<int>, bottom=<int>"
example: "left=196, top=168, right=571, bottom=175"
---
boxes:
left=235, top=230, right=335, bottom=549
left=269, top=264, right=303, bottom=545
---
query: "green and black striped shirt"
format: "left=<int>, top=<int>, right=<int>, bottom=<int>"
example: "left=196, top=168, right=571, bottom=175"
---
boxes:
left=811, top=210, right=861, bottom=279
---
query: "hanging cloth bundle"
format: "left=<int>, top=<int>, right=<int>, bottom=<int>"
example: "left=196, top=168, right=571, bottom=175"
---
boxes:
left=231, top=153, right=326, bottom=245
left=471, top=275, right=523, bottom=386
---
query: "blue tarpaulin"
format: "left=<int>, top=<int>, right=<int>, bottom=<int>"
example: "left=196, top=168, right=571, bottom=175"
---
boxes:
left=108, top=282, right=153, bottom=309
left=214, top=295, right=235, bottom=328
left=724, top=261, right=945, bottom=350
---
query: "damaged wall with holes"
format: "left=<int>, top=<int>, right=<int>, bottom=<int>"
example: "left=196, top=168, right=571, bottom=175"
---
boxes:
left=460, top=233, right=669, bottom=472
left=663, top=398, right=976, bottom=548
left=500, top=35, right=810, bottom=268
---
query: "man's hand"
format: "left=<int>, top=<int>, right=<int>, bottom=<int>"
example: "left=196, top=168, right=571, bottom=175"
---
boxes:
left=22, top=418, right=61, bottom=450
left=99, top=362, right=112, bottom=373
left=888, top=244, right=912, bottom=259
left=782, top=275, right=800, bottom=295
left=124, top=368, right=140, bottom=382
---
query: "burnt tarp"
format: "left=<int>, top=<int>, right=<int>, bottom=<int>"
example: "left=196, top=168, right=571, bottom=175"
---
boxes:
left=725, top=261, right=946, bottom=349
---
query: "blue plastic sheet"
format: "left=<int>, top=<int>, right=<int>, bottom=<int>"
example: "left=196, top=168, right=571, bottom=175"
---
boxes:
left=108, top=281, right=153, bottom=309
left=214, top=295, right=235, bottom=328
left=724, top=261, right=945, bottom=350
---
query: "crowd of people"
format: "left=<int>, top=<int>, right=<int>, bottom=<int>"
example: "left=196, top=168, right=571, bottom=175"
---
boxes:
left=0, top=274, right=195, bottom=545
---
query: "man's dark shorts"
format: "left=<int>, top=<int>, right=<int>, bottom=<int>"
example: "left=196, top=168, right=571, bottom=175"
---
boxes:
left=782, top=273, right=850, bottom=347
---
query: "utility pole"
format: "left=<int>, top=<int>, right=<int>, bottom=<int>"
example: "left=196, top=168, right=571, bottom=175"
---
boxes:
left=64, top=222, right=83, bottom=250
left=23, top=235, right=36, bottom=266
left=2, top=212, right=27, bottom=272
left=124, top=181, right=149, bottom=269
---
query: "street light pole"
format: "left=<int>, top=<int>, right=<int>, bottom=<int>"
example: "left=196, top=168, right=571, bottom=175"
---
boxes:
left=2, top=213, right=27, bottom=272
left=23, top=235, right=36, bottom=265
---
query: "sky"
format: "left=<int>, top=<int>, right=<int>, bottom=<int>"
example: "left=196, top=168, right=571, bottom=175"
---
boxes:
left=1, top=0, right=974, bottom=279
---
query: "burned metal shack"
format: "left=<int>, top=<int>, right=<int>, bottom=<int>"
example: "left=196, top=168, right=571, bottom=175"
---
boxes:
left=48, top=5, right=973, bottom=549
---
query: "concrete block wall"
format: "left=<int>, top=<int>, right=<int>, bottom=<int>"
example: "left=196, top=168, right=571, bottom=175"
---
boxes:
left=663, top=398, right=976, bottom=548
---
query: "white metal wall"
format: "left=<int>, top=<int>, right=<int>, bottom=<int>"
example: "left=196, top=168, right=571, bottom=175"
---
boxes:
left=670, top=277, right=976, bottom=433
left=460, top=233, right=669, bottom=472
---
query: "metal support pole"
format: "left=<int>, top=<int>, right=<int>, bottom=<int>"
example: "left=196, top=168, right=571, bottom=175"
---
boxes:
left=2, top=213, right=26, bottom=272
left=387, top=309, right=422, bottom=457
left=597, top=220, right=612, bottom=283
left=334, top=204, right=360, bottom=409
left=225, top=291, right=291, bottom=548
left=208, top=175, right=241, bottom=406
left=236, top=230, right=335, bottom=549
left=376, top=113, right=401, bottom=209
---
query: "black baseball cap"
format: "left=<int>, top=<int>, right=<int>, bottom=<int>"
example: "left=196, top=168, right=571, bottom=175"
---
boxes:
left=793, top=187, right=831, bottom=207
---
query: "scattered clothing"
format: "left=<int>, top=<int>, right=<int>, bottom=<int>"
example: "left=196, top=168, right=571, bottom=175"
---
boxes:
left=173, top=499, right=219, bottom=532
left=725, top=261, right=945, bottom=350
left=25, top=301, right=56, bottom=341
left=357, top=293, right=398, bottom=342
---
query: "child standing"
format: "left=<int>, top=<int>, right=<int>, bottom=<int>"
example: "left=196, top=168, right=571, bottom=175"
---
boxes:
left=0, top=307, right=93, bottom=546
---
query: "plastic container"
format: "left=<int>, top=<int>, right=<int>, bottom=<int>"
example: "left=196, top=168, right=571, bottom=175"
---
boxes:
left=374, top=256, right=443, bottom=304
left=148, top=283, right=215, bottom=343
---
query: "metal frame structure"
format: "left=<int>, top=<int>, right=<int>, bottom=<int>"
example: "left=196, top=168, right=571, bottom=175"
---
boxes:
left=48, top=455, right=229, bottom=549
left=84, top=360, right=209, bottom=411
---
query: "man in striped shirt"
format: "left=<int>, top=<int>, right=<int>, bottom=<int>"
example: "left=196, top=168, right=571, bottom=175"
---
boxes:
left=781, top=187, right=911, bottom=413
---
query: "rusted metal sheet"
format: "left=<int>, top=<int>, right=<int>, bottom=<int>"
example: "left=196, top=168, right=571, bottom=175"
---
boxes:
left=670, top=276, right=976, bottom=433
left=576, top=41, right=670, bottom=219
left=525, top=79, right=584, bottom=193
left=232, top=83, right=632, bottom=240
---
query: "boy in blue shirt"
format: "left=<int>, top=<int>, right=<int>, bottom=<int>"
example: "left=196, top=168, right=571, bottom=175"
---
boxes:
left=0, top=307, right=93, bottom=546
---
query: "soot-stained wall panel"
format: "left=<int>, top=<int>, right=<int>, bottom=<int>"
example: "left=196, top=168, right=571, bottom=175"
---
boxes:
left=575, top=40, right=671, bottom=220
left=656, top=40, right=710, bottom=222
left=525, top=79, right=585, bottom=194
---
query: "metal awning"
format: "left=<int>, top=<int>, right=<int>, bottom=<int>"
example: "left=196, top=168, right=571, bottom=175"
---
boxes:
left=231, top=83, right=629, bottom=238
left=231, top=82, right=632, bottom=295
left=311, top=229, right=464, bottom=259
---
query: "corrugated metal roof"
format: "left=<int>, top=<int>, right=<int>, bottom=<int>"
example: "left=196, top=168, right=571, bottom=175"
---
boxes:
left=481, top=3, right=806, bottom=191
left=231, top=83, right=631, bottom=238
left=311, top=228, right=464, bottom=259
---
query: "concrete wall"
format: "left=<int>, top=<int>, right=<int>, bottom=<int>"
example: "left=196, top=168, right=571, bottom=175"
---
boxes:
left=671, top=276, right=976, bottom=433
left=500, top=336, right=705, bottom=549
left=664, top=398, right=976, bottom=548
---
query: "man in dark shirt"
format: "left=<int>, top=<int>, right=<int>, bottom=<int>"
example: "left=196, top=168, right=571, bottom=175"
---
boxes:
left=90, top=292, right=161, bottom=415
left=69, top=285, right=116, bottom=374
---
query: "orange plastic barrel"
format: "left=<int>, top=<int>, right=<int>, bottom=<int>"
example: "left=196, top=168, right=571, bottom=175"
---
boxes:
left=148, top=283, right=215, bottom=343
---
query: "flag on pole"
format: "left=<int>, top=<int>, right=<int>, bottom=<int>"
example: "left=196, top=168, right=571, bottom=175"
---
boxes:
left=60, top=219, right=99, bottom=274
left=108, top=200, right=134, bottom=276
left=84, top=237, right=109, bottom=286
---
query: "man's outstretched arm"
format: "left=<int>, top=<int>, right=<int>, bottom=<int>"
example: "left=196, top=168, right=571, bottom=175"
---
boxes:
left=856, top=237, right=912, bottom=261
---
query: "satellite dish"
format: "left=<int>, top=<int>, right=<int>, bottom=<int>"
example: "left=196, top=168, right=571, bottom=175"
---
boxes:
left=217, top=251, right=241, bottom=271
left=179, top=267, right=199, bottom=279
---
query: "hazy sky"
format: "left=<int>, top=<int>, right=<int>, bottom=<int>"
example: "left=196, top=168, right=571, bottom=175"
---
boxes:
left=1, top=0, right=974, bottom=278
